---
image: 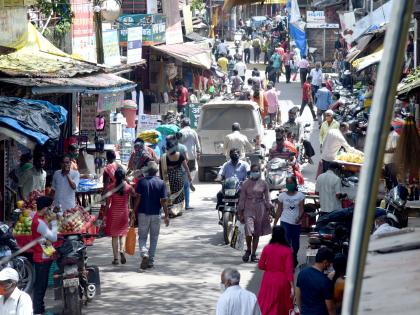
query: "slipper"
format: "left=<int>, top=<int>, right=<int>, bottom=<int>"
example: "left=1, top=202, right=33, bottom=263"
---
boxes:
left=120, top=252, right=126, bottom=265
left=140, top=256, right=149, bottom=270
left=112, top=259, right=119, bottom=265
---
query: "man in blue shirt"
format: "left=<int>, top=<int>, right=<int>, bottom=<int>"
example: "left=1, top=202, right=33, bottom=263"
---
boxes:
left=135, top=161, right=169, bottom=271
left=296, top=248, right=335, bottom=315
left=315, top=83, right=333, bottom=125
left=215, top=149, right=250, bottom=209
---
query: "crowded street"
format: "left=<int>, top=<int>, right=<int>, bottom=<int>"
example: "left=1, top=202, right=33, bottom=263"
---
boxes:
left=1, top=0, right=420, bottom=315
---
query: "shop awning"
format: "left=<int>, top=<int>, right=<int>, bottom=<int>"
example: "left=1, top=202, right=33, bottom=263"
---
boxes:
left=345, top=34, right=374, bottom=62
left=352, top=48, right=383, bottom=72
left=0, top=97, right=67, bottom=146
left=0, top=73, right=137, bottom=95
left=397, top=68, right=420, bottom=95
left=151, top=42, right=212, bottom=69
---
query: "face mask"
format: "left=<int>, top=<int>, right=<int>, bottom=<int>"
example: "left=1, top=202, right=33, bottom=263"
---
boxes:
left=286, top=183, right=296, bottom=192
left=250, top=172, right=261, bottom=180
left=220, top=283, right=226, bottom=293
left=289, top=117, right=296, bottom=123
left=230, top=154, right=239, bottom=162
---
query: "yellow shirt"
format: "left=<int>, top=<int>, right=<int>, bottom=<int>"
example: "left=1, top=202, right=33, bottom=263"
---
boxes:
left=320, top=120, right=340, bottom=145
left=218, top=57, right=228, bottom=73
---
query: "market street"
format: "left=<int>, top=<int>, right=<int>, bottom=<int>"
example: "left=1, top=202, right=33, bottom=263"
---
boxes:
left=45, top=75, right=321, bottom=315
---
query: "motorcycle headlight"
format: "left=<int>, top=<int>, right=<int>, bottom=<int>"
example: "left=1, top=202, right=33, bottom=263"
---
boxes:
left=225, top=189, right=237, bottom=196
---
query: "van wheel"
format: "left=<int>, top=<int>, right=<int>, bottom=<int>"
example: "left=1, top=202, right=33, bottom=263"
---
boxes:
left=198, top=167, right=206, bottom=182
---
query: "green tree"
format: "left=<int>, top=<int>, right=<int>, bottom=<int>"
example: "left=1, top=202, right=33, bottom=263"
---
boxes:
left=191, top=0, right=205, bottom=11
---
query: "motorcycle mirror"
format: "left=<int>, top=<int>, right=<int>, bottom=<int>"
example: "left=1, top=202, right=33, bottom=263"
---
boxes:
left=260, top=144, right=266, bottom=149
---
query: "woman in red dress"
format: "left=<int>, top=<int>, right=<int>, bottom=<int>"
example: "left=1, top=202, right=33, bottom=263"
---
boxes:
left=257, top=225, right=294, bottom=315
left=103, top=150, right=119, bottom=190
left=105, top=167, right=136, bottom=265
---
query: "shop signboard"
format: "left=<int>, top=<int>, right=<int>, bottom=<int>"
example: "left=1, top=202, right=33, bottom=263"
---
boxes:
left=118, top=14, right=166, bottom=46
left=137, top=114, right=161, bottom=131
left=97, top=93, right=124, bottom=112
left=127, top=27, right=143, bottom=64
left=102, top=29, right=121, bottom=66
left=71, top=0, right=96, bottom=62
left=186, top=103, right=201, bottom=129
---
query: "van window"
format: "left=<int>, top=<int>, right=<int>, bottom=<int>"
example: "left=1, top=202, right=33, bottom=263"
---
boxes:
left=200, top=107, right=255, bottom=130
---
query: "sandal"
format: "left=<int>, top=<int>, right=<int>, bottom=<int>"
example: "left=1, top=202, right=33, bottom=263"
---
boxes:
left=120, top=252, right=127, bottom=265
left=242, top=250, right=251, bottom=263
left=112, top=259, right=119, bottom=265
left=251, top=254, right=259, bottom=262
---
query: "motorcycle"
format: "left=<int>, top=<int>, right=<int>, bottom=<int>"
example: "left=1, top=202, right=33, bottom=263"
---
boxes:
left=0, top=222, right=34, bottom=293
left=382, top=184, right=409, bottom=228
left=55, top=233, right=100, bottom=315
left=265, top=157, right=290, bottom=191
left=217, top=177, right=240, bottom=245
left=296, top=123, right=312, bottom=165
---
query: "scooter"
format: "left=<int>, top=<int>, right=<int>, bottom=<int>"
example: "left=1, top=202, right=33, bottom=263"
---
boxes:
left=217, top=177, right=241, bottom=245
left=55, top=233, right=100, bottom=315
left=265, top=158, right=290, bottom=191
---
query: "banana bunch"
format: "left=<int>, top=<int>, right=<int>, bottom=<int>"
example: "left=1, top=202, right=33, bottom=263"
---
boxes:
left=336, top=152, right=364, bottom=164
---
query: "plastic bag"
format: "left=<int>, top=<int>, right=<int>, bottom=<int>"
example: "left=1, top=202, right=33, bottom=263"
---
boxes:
left=230, top=221, right=245, bottom=251
left=125, top=227, right=136, bottom=256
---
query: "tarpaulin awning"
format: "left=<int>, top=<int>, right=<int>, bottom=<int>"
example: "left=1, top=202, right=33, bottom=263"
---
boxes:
left=345, top=34, right=374, bottom=62
left=352, top=48, right=383, bottom=72
left=0, top=73, right=137, bottom=95
left=151, top=42, right=212, bottom=69
left=0, top=97, right=67, bottom=146
left=0, top=23, right=100, bottom=78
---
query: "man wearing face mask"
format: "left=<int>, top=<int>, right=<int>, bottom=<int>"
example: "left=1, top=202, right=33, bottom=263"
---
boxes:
left=215, top=149, right=250, bottom=210
left=295, top=248, right=336, bottom=315
left=216, top=268, right=261, bottom=315
left=0, top=268, right=33, bottom=314
left=224, top=123, right=254, bottom=160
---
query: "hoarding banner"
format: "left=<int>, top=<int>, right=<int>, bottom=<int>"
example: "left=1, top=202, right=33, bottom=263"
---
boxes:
left=102, top=29, right=121, bottom=66
left=71, top=0, right=96, bottom=62
left=127, top=27, right=143, bottom=64
left=118, top=14, right=166, bottom=46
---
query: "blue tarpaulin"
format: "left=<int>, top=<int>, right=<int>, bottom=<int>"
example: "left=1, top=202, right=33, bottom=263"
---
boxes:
left=289, top=24, right=307, bottom=58
left=287, top=0, right=307, bottom=57
left=0, top=97, right=67, bottom=145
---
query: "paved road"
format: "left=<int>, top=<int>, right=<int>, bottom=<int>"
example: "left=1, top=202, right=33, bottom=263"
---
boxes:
left=46, top=69, right=322, bottom=315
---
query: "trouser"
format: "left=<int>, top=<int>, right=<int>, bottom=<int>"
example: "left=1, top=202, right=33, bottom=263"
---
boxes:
left=285, top=65, right=291, bottom=83
left=384, top=163, right=398, bottom=190
left=317, top=108, right=326, bottom=125
left=138, top=213, right=161, bottom=262
left=299, top=68, right=308, bottom=86
left=244, top=48, right=250, bottom=63
left=177, top=105, right=186, bottom=115
left=300, top=100, right=317, bottom=120
left=263, top=51, right=269, bottom=64
left=302, top=140, right=315, bottom=158
left=183, top=173, right=190, bottom=208
left=33, top=261, right=53, bottom=314
left=216, top=191, right=223, bottom=209
left=254, top=47, right=261, bottom=63
left=281, top=221, right=301, bottom=266
left=268, top=112, right=277, bottom=127
left=240, top=76, right=245, bottom=82
left=311, top=84, right=319, bottom=103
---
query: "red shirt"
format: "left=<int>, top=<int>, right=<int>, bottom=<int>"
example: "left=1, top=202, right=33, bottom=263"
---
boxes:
left=31, top=214, right=55, bottom=263
left=303, top=82, right=312, bottom=102
left=177, top=87, right=188, bottom=107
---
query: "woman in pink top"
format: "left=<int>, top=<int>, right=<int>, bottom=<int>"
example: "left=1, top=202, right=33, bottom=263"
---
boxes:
left=257, top=225, right=294, bottom=315
left=264, top=82, right=279, bottom=129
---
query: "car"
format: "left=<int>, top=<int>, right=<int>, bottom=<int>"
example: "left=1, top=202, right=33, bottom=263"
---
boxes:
left=196, top=100, right=264, bottom=181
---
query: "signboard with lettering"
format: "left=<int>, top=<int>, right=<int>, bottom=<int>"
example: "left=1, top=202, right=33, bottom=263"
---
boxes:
left=97, top=93, right=124, bottom=112
left=71, top=0, right=96, bottom=62
left=127, top=27, right=143, bottom=64
left=137, top=114, right=161, bottom=131
left=102, top=29, right=121, bottom=66
left=186, top=103, right=201, bottom=129
left=306, top=10, right=339, bottom=29
left=118, top=14, right=166, bottom=46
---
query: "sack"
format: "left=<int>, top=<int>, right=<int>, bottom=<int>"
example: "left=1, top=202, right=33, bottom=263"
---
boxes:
left=125, top=227, right=136, bottom=256
left=230, top=221, right=245, bottom=251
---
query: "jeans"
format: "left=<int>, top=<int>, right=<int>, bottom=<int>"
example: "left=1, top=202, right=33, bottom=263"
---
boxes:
left=244, top=48, right=250, bottom=63
left=253, top=47, right=261, bottom=63
left=138, top=213, right=161, bottom=262
left=299, top=68, right=308, bottom=86
left=33, top=261, right=53, bottom=314
left=311, top=84, right=319, bottom=103
left=281, top=221, right=300, bottom=266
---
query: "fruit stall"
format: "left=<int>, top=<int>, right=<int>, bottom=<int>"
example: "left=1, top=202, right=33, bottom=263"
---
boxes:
left=13, top=192, right=97, bottom=253
left=335, top=152, right=365, bottom=173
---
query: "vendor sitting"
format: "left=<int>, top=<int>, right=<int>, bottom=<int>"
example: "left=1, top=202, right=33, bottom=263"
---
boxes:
left=32, top=196, right=58, bottom=315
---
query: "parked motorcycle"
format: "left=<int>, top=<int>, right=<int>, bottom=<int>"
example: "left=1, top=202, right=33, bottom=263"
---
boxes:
left=0, top=222, right=34, bottom=293
left=55, top=233, right=100, bottom=315
left=217, top=177, right=240, bottom=245
left=382, top=184, right=409, bottom=228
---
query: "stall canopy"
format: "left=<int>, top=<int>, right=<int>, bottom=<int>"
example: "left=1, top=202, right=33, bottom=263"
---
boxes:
left=397, top=67, right=420, bottom=96
left=0, top=97, right=67, bottom=148
left=151, top=42, right=212, bottom=69
left=0, top=23, right=136, bottom=94
left=352, top=47, right=383, bottom=72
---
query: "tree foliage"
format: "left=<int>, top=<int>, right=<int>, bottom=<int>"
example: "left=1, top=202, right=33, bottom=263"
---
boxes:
left=35, top=0, right=74, bottom=36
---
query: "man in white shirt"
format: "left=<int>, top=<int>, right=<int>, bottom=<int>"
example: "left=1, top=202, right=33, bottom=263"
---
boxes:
left=0, top=268, right=33, bottom=315
left=216, top=268, right=261, bottom=315
left=298, top=56, right=310, bottom=87
left=223, top=123, right=254, bottom=160
left=309, top=63, right=323, bottom=101
left=321, top=122, right=362, bottom=172
left=383, top=127, right=400, bottom=190
left=51, top=155, right=80, bottom=210
left=234, top=56, right=247, bottom=82
left=315, top=162, right=346, bottom=215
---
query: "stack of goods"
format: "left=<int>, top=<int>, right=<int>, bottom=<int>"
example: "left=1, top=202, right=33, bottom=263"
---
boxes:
left=138, top=130, right=162, bottom=145
left=13, top=210, right=33, bottom=236
left=336, top=152, right=364, bottom=164
left=59, top=206, right=94, bottom=233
